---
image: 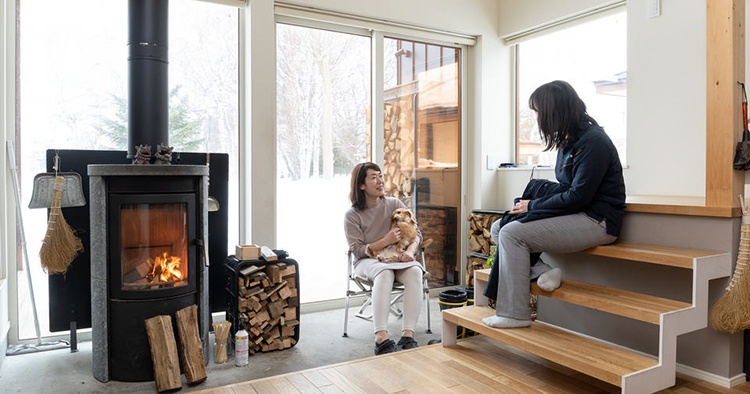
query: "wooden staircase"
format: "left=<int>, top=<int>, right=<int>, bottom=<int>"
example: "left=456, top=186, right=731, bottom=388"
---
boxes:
left=441, top=242, right=731, bottom=393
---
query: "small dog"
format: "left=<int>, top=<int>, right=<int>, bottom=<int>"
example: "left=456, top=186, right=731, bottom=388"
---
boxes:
left=369, top=208, right=419, bottom=262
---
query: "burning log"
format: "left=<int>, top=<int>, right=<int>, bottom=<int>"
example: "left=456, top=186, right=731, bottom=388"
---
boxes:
left=235, top=262, right=299, bottom=353
left=144, top=315, right=182, bottom=392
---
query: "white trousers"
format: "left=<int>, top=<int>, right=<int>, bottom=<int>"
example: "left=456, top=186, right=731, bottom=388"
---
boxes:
left=371, top=266, right=423, bottom=334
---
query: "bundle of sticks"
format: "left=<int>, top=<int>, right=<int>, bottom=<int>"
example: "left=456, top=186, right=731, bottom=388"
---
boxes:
left=212, top=321, right=232, bottom=363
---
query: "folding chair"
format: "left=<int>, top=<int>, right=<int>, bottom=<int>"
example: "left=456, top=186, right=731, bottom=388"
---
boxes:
left=342, top=239, right=433, bottom=337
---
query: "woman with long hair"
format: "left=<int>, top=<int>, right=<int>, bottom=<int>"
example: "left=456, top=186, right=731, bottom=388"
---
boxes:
left=484, top=80, right=626, bottom=328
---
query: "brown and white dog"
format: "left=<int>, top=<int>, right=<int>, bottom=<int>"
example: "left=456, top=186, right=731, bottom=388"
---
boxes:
left=369, top=208, right=419, bottom=262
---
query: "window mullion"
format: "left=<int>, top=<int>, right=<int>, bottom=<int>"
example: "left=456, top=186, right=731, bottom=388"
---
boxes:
left=372, top=30, right=385, bottom=165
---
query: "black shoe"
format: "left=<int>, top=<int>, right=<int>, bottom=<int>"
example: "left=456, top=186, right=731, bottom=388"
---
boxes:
left=374, top=338, right=398, bottom=355
left=427, top=339, right=441, bottom=345
left=397, top=336, right=418, bottom=350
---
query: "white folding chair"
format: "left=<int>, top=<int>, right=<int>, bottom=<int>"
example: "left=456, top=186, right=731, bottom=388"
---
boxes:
left=342, top=239, right=433, bottom=337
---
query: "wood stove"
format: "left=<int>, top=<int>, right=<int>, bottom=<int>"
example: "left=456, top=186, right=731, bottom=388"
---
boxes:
left=89, top=164, right=209, bottom=382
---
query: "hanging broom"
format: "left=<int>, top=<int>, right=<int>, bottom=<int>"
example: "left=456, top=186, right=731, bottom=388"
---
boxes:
left=709, top=196, right=750, bottom=333
left=39, top=175, right=83, bottom=275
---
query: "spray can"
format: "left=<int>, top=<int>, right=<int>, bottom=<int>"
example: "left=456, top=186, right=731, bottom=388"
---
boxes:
left=234, top=318, right=249, bottom=367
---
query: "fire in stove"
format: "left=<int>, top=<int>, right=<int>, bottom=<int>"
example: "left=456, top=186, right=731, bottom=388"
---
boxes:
left=145, top=252, right=184, bottom=286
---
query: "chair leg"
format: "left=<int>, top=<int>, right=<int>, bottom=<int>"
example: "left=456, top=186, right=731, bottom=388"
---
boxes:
left=356, top=297, right=374, bottom=320
left=343, top=293, right=352, bottom=337
left=424, top=285, right=432, bottom=334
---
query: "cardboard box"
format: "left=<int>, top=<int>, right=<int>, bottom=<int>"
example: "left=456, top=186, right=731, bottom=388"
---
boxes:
left=236, top=244, right=260, bottom=260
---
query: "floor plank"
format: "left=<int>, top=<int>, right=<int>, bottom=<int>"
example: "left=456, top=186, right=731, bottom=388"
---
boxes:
left=193, top=335, right=750, bottom=394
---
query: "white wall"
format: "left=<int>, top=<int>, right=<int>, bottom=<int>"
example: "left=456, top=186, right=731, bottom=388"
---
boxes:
left=626, top=0, right=706, bottom=197
left=496, top=0, right=708, bottom=199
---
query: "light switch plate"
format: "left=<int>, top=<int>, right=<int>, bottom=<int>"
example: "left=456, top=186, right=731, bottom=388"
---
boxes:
left=648, top=0, right=661, bottom=18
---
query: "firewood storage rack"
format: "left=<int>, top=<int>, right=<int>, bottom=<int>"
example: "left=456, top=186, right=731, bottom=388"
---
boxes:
left=224, top=254, right=300, bottom=355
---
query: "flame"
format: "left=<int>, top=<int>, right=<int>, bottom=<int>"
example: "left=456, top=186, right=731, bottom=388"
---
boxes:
left=146, top=252, right=183, bottom=284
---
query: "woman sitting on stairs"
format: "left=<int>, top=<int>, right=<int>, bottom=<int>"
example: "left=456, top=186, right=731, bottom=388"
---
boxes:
left=483, top=80, right=626, bottom=329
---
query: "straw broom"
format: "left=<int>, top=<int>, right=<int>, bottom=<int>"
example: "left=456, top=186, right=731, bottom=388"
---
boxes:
left=709, top=196, right=750, bottom=333
left=39, top=175, right=83, bottom=275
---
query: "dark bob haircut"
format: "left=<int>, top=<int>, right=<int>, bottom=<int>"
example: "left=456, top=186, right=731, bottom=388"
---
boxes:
left=349, top=162, right=381, bottom=210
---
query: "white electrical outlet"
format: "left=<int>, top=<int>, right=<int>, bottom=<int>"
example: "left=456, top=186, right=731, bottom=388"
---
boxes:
left=648, top=0, right=661, bottom=18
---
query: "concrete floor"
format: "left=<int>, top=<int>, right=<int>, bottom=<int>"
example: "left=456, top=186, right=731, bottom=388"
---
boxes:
left=0, top=298, right=443, bottom=394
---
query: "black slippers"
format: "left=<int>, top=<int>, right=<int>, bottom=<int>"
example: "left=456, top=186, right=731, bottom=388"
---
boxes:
left=374, top=338, right=398, bottom=355
left=374, top=336, right=419, bottom=355
left=396, top=336, right=418, bottom=350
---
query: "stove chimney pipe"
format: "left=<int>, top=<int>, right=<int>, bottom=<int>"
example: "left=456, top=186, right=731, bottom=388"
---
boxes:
left=128, top=0, right=169, bottom=159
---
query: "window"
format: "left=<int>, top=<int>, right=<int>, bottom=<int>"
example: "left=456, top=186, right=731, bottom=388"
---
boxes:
left=275, top=23, right=371, bottom=303
left=515, top=11, right=626, bottom=166
left=15, top=0, right=239, bottom=339
left=275, top=19, right=465, bottom=303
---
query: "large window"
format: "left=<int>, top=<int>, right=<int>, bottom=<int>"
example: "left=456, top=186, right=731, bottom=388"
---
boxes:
left=516, top=10, right=626, bottom=166
left=275, top=23, right=371, bottom=303
left=276, top=20, right=464, bottom=304
left=15, top=0, right=239, bottom=339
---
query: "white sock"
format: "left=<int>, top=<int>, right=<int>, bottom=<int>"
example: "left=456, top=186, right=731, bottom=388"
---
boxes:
left=537, top=268, right=562, bottom=292
left=482, top=315, right=531, bottom=328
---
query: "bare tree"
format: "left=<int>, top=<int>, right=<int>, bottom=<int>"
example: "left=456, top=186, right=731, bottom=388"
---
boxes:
left=277, top=24, right=370, bottom=180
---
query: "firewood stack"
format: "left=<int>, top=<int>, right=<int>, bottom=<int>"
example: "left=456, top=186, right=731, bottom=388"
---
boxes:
left=235, top=262, right=299, bottom=354
left=466, top=210, right=504, bottom=285
left=383, top=98, right=415, bottom=200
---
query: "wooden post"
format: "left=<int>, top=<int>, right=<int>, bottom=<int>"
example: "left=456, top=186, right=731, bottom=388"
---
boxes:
left=175, top=304, right=207, bottom=384
left=706, top=0, right=745, bottom=207
left=144, top=315, right=182, bottom=392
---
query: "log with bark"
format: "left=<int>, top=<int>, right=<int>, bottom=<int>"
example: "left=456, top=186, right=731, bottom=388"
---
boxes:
left=175, top=304, right=207, bottom=384
left=144, top=315, right=182, bottom=392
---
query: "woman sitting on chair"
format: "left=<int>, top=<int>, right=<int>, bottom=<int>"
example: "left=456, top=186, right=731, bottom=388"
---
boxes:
left=344, top=162, right=424, bottom=355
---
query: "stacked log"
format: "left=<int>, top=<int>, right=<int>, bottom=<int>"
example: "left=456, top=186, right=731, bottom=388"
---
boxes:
left=466, top=211, right=503, bottom=285
left=235, top=262, right=299, bottom=353
left=383, top=98, right=415, bottom=200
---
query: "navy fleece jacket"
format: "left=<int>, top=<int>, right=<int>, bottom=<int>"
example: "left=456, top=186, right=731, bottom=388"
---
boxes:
left=524, top=121, right=626, bottom=236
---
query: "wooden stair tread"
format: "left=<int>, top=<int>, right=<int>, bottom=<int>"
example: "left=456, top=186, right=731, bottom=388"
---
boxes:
left=442, top=305, right=658, bottom=387
left=581, top=242, right=722, bottom=269
left=530, top=279, right=691, bottom=324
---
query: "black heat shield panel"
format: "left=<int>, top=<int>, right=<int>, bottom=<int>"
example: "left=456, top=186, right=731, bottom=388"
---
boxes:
left=46, top=149, right=229, bottom=332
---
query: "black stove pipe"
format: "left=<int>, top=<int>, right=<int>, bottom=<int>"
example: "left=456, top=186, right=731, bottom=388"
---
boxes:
left=127, top=0, right=169, bottom=159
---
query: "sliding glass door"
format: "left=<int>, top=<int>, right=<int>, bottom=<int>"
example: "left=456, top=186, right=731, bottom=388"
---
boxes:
left=276, top=22, right=462, bottom=304
left=383, top=37, right=461, bottom=287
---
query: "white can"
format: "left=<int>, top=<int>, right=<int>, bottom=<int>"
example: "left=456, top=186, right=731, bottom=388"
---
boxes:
left=234, top=327, right=249, bottom=367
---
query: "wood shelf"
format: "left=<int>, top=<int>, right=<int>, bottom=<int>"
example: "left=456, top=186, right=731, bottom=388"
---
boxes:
left=530, top=279, right=690, bottom=325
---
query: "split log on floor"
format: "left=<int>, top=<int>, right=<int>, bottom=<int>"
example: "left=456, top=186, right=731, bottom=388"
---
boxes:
left=144, top=315, right=182, bottom=392
left=175, top=304, right=207, bottom=384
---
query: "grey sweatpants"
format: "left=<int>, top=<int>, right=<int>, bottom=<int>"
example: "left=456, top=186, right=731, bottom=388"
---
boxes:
left=492, top=212, right=616, bottom=320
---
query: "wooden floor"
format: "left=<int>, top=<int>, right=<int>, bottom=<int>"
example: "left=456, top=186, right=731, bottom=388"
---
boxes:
left=194, top=335, right=750, bottom=393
